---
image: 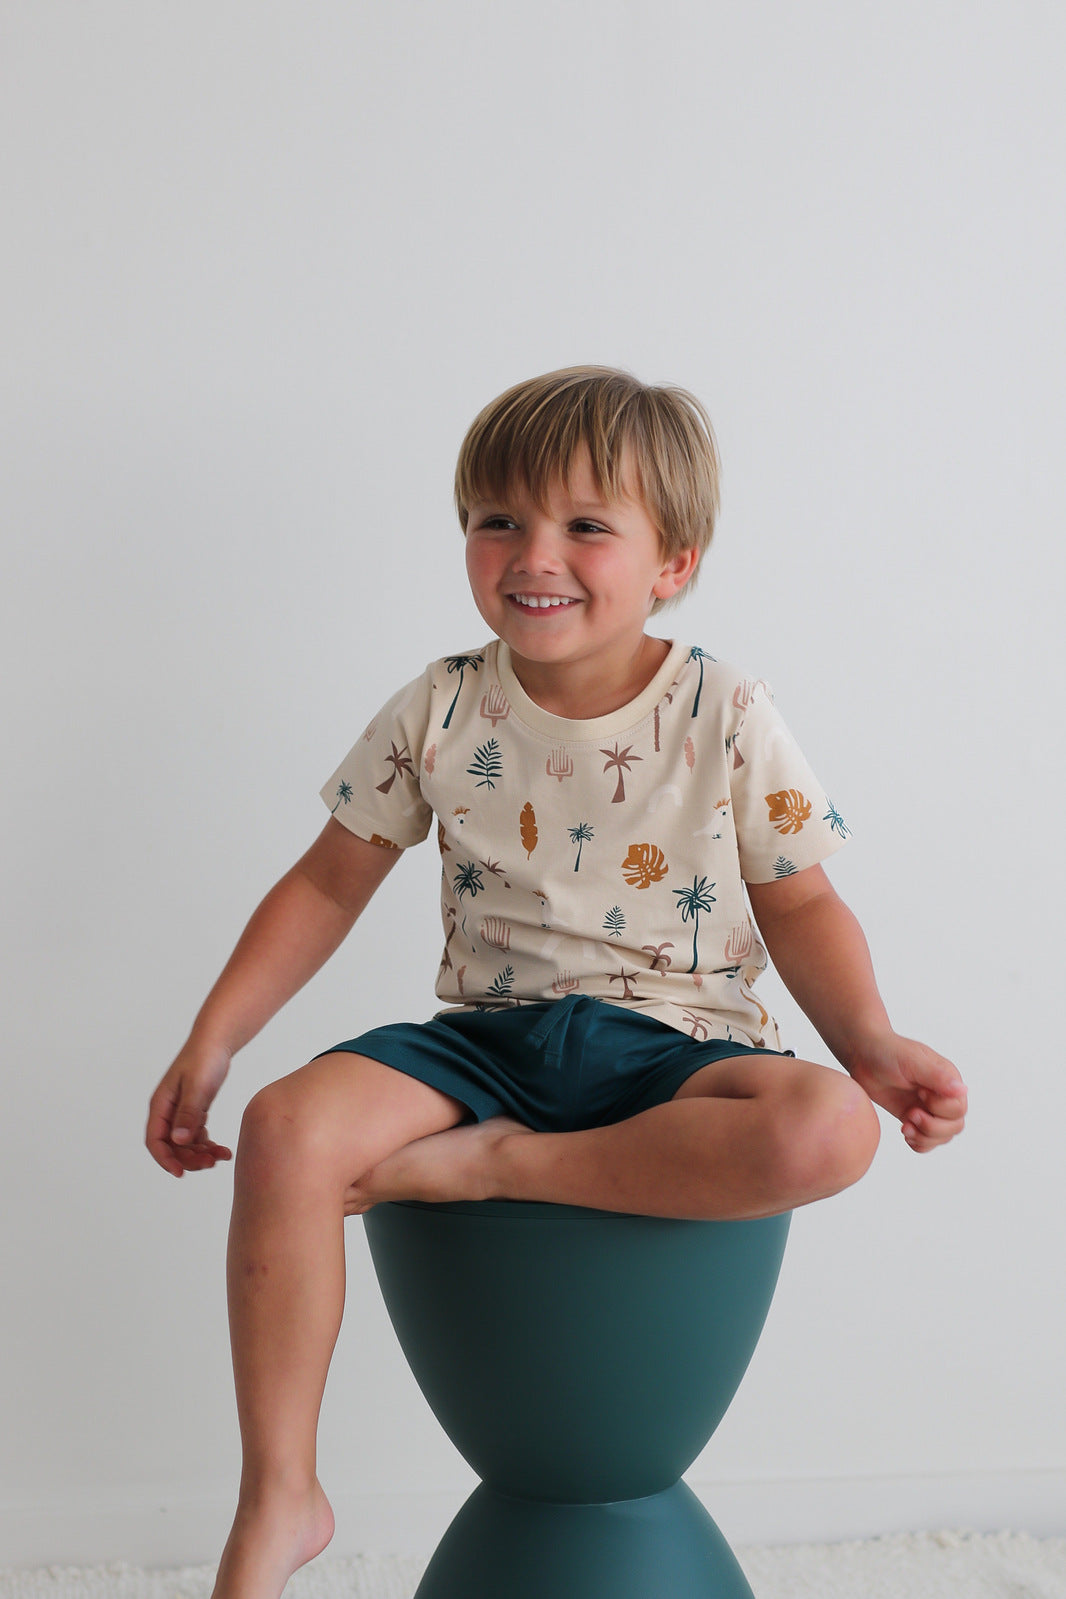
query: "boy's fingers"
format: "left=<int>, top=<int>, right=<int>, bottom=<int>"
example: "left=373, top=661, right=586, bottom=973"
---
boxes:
left=147, top=1069, right=229, bottom=1176
left=914, top=1054, right=964, bottom=1089
left=904, top=1101, right=966, bottom=1151
left=904, top=1124, right=942, bottom=1153
left=169, top=1137, right=232, bottom=1174
left=146, top=1094, right=184, bottom=1173
left=178, top=1145, right=223, bottom=1170
left=917, top=1083, right=968, bottom=1119
left=148, top=1144, right=184, bottom=1176
left=171, top=1094, right=213, bottom=1145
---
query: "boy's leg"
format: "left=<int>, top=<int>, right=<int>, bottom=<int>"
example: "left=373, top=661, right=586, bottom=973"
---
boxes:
left=355, top=1054, right=880, bottom=1221
left=214, top=1053, right=466, bottom=1599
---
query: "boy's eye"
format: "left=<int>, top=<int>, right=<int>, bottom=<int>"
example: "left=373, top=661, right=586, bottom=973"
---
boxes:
left=571, top=520, right=608, bottom=535
left=479, top=516, right=517, bottom=531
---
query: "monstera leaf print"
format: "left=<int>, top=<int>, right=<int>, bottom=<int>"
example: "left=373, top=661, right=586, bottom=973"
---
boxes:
left=621, top=843, right=669, bottom=889
left=765, top=789, right=812, bottom=835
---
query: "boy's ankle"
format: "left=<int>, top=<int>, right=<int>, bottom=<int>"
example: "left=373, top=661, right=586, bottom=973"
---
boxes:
left=236, top=1469, right=320, bottom=1507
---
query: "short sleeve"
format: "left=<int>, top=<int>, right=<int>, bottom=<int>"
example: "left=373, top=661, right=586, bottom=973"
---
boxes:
left=729, top=681, right=850, bottom=883
left=319, top=670, right=435, bottom=850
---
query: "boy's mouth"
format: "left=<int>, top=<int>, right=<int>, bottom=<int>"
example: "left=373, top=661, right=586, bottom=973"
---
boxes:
left=507, top=593, right=580, bottom=611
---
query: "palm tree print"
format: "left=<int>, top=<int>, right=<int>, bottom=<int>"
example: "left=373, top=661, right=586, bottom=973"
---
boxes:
left=688, top=646, right=712, bottom=716
left=823, top=801, right=850, bottom=838
left=467, top=739, right=503, bottom=789
left=452, top=860, right=486, bottom=901
left=568, top=822, right=594, bottom=871
left=330, top=779, right=354, bottom=814
left=600, top=742, right=642, bottom=803
left=376, top=743, right=414, bottom=795
left=442, top=654, right=484, bottom=729
left=642, top=942, right=674, bottom=973
left=609, top=965, right=639, bottom=1000
left=682, top=1010, right=711, bottom=1041
left=479, top=856, right=512, bottom=889
left=672, top=875, right=717, bottom=973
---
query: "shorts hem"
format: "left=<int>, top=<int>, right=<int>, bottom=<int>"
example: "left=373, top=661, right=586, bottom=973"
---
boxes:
left=619, top=1040, right=792, bottom=1119
left=316, top=1038, right=501, bottom=1124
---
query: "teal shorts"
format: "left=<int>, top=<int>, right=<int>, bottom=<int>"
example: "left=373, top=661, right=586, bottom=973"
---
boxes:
left=321, top=994, right=789, bottom=1133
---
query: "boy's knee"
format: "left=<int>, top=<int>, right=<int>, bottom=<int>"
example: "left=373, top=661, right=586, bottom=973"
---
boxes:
left=237, top=1077, right=338, bottom=1187
left=776, top=1068, right=880, bottom=1201
left=825, top=1073, right=881, bottom=1188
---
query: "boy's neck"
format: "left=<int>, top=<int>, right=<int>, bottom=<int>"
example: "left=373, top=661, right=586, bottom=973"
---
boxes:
left=503, top=634, right=672, bottom=721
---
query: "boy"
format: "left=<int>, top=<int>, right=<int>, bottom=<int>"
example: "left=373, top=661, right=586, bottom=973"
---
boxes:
left=146, top=366, right=967, bottom=1599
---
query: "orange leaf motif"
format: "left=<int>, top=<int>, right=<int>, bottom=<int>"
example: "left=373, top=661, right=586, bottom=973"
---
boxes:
left=621, top=843, right=669, bottom=889
left=765, top=789, right=812, bottom=835
left=520, top=802, right=538, bottom=857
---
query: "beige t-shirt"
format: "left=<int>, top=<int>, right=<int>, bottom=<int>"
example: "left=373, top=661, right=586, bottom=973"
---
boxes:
left=322, top=640, right=848, bottom=1049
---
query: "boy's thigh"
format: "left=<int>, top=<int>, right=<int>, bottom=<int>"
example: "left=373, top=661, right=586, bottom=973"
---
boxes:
left=670, top=1051, right=841, bottom=1104
left=247, top=1051, right=467, bottom=1179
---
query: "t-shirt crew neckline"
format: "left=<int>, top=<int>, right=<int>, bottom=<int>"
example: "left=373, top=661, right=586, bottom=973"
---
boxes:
left=495, top=638, right=689, bottom=742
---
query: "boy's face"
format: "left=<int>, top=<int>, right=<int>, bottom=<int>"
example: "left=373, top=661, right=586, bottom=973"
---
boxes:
left=464, top=447, right=696, bottom=689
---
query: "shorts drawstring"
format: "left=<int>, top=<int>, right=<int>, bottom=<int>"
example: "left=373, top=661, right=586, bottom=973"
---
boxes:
left=525, top=993, right=587, bottom=1069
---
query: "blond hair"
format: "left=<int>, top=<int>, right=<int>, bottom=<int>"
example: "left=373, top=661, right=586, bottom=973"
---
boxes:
left=454, top=366, right=721, bottom=612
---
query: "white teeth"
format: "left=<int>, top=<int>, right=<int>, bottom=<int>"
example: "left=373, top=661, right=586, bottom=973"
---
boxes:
left=512, top=594, right=575, bottom=609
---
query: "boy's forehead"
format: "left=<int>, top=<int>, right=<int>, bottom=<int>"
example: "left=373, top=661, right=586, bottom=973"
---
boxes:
left=473, top=454, right=642, bottom=514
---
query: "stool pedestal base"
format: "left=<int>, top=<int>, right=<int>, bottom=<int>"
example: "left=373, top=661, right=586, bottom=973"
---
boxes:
left=414, top=1481, right=753, bottom=1599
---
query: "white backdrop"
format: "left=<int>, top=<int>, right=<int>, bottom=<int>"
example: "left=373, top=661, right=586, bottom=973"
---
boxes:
left=2, top=0, right=1064, bottom=1569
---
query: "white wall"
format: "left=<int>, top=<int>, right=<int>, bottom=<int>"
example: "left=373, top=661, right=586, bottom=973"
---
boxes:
left=2, top=0, right=1064, bottom=1567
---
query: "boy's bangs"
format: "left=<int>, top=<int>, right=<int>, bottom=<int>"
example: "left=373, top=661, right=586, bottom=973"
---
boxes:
left=459, top=398, right=635, bottom=520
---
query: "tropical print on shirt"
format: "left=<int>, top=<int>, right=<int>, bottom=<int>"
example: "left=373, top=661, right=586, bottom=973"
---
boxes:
left=321, top=640, right=849, bottom=1049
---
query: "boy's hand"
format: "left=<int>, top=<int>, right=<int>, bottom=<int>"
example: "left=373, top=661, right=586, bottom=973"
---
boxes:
left=146, top=1040, right=234, bottom=1177
left=846, top=1034, right=968, bottom=1153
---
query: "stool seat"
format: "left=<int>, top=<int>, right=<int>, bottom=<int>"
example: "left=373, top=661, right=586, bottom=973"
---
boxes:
left=365, top=1199, right=790, bottom=1599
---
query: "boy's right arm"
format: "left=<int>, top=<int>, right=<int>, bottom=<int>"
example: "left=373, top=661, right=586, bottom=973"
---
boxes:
left=145, top=819, right=404, bottom=1177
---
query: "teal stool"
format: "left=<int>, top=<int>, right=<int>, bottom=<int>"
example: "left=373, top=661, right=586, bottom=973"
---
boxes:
left=364, top=1200, right=790, bottom=1599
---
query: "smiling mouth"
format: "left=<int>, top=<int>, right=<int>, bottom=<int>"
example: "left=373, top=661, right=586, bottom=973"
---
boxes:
left=507, top=594, right=580, bottom=611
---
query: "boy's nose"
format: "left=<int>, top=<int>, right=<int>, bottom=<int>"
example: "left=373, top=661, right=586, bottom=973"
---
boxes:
left=512, top=524, right=564, bottom=573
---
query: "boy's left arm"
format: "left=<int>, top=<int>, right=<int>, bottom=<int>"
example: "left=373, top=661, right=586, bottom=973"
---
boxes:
left=746, top=864, right=968, bottom=1152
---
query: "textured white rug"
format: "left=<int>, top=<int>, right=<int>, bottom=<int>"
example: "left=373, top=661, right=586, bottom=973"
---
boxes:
left=4, top=1533, right=1066, bottom=1599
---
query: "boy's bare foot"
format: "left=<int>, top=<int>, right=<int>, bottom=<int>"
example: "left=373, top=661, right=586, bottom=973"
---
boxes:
left=211, top=1478, right=334, bottom=1599
left=347, top=1116, right=528, bottom=1212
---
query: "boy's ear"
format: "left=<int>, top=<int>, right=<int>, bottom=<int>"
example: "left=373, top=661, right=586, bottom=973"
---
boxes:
left=653, top=547, right=700, bottom=602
